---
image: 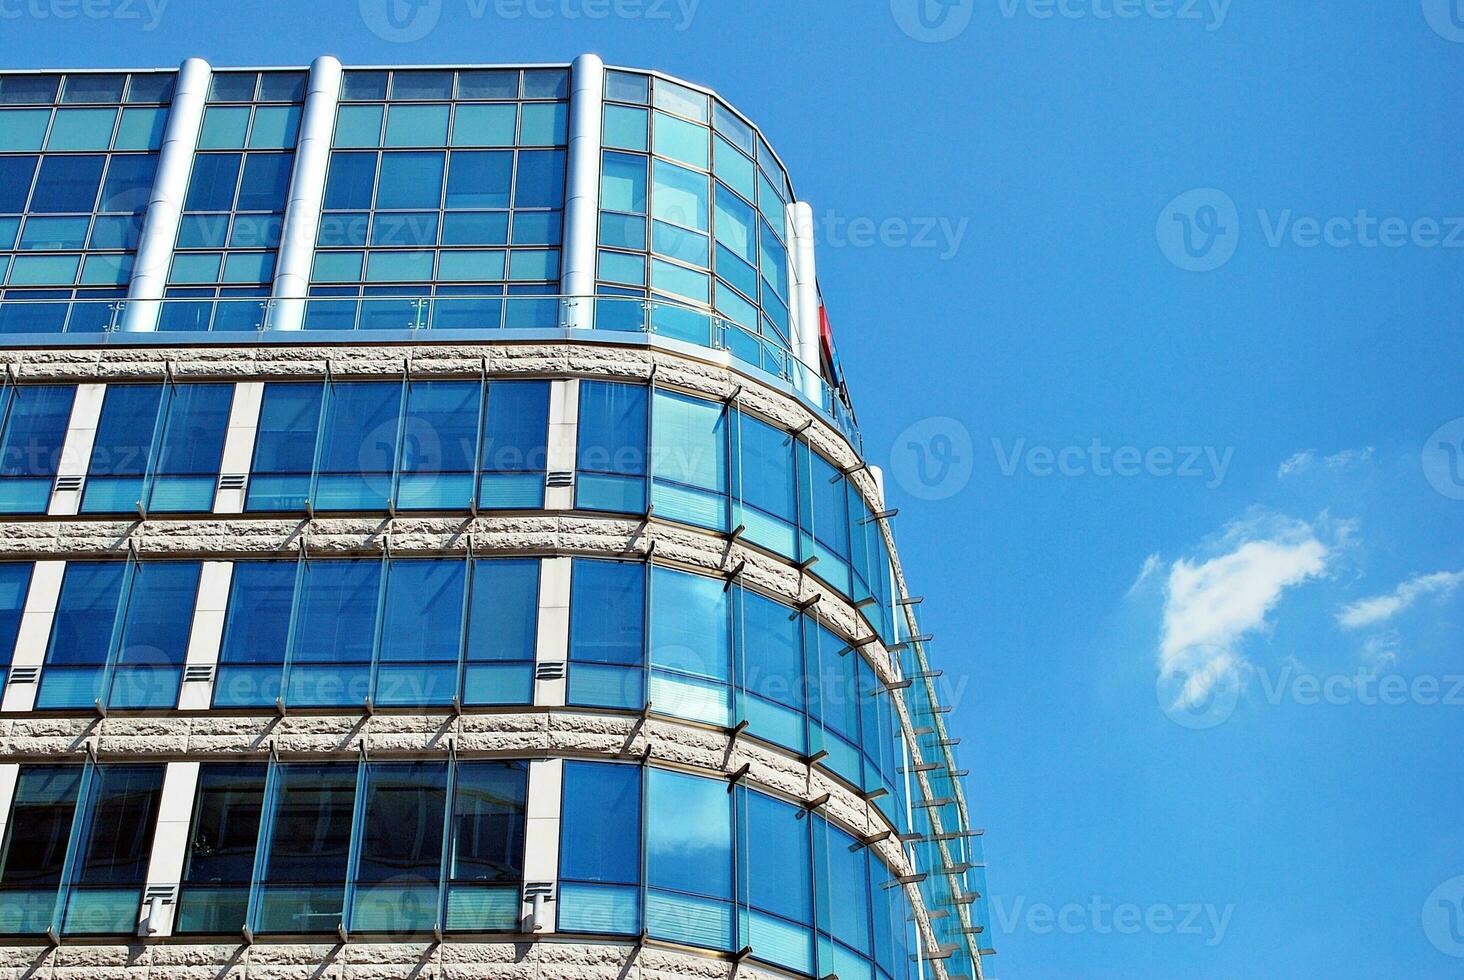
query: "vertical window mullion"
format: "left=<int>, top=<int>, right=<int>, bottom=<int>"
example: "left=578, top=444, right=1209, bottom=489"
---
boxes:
left=305, top=376, right=331, bottom=509
left=387, top=370, right=409, bottom=511
left=470, top=374, right=489, bottom=511
left=435, top=747, right=457, bottom=933
left=275, top=548, right=309, bottom=710
left=365, top=549, right=391, bottom=711
left=244, top=752, right=283, bottom=937
left=96, top=551, right=139, bottom=711
left=137, top=378, right=175, bottom=515
left=341, top=751, right=369, bottom=935
left=47, top=757, right=97, bottom=939
left=454, top=552, right=473, bottom=709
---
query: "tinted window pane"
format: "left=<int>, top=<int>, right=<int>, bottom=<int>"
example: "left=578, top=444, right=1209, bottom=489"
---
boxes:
left=445, top=151, right=511, bottom=210
left=31, top=156, right=106, bottom=213
left=560, top=762, right=640, bottom=885
left=183, top=154, right=242, bottom=211
left=569, top=560, right=644, bottom=666
left=646, top=768, right=730, bottom=898
left=449, top=762, right=527, bottom=882
left=376, top=152, right=445, bottom=210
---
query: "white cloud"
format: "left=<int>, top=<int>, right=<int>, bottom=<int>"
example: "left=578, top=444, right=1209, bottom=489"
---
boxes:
left=1127, top=553, right=1162, bottom=597
left=1277, top=447, right=1374, bottom=479
left=1277, top=451, right=1317, bottom=479
left=1158, top=515, right=1332, bottom=706
left=1336, top=570, right=1464, bottom=630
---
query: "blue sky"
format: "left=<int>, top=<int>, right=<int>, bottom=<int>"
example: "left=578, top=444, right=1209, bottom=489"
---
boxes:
left=10, top=0, right=1463, bottom=975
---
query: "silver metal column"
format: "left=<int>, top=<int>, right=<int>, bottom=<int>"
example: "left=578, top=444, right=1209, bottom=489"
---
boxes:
left=561, top=53, right=605, bottom=329
left=270, top=55, right=343, bottom=330
left=790, top=201, right=824, bottom=400
left=124, top=57, right=211, bottom=332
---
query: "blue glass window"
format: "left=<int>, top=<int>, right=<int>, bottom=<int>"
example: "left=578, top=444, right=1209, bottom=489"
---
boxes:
left=646, top=767, right=733, bottom=950
left=0, top=766, right=83, bottom=934
left=462, top=558, right=539, bottom=706
left=175, top=763, right=267, bottom=934
left=81, top=383, right=232, bottom=514
left=60, top=764, right=166, bottom=936
left=815, top=820, right=873, bottom=976
left=567, top=559, right=645, bottom=710
left=252, top=762, right=356, bottom=933
left=649, top=567, right=730, bottom=726
left=315, top=381, right=402, bottom=511
left=651, top=389, right=727, bottom=531
left=37, top=561, right=200, bottom=710
left=444, top=761, right=527, bottom=931
left=375, top=559, right=464, bottom=707
left=799, top=445, right=852, bottom=594
left=575, top=381, right=647, bottom=513
left=0, top=385, right=74, bottom=513
left=213, top=561, right=293, bottom=708
left=478, top=381, right=549, bottom=508
left=351, top=761, right=449, bottom=933
left=246, top=382, right=322, bottom=511
left=558, top=762, right=642, bottom=935
left=247, top=379, right=548, bottom=514
left=737, top=587, right=806, bottom=753
left=739, top=788, right=815, bottom=974
left=0, top=762, right=165, bottom=937
left=731, top=410, right=796, bottom=557
left=0, top=562, right=32, bottom=703
left=287, top=559, right=380, bottom=707
left=30, top=156, right=105, bottom=213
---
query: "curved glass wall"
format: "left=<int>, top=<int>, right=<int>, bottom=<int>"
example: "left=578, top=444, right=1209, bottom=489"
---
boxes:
left=575, top=381, right=895, bottom=640
left=595, top=69, right=795, bottom=369
left=558, top=761, right=917, bottom=980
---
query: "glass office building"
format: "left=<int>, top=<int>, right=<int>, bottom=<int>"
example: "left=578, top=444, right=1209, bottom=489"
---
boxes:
left=0, top=56, right=993, bottom=980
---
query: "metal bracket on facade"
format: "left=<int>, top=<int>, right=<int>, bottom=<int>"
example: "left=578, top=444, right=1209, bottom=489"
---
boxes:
left=897, top=596, right=924, bottom=607
left=733, top=945, right=754, bottom=963
left=863, top=509, right=899, bottom=524
left=796, top=594, right=821, bottom=612
left=796, top=554, right=819, bottom=573
left=860, top=830, right=893, bottom=849
left=884, top=678, right=914, bottom=692
left=803, top=792, right=832, bottom=813
left=860, top=787, right=889, bottom=803
left=726, top=763, right=751, bottom=790
left=723, top=560, right=746, bottom=589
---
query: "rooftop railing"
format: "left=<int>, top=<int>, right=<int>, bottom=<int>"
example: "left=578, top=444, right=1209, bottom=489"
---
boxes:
left=0, top=292, right=861, bottom=451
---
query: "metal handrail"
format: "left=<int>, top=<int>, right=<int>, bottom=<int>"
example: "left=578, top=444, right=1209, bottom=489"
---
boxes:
left=0, top=293, right=861, bottom=450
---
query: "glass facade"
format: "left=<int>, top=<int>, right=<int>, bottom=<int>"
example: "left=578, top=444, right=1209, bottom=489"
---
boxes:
left=246, top=377, right=549, bottom=512
left=0, top=57, right=987, bottom=979
left=309, top=67, right=568, bottom=331
left=0, top=71, right=173, bottom=334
